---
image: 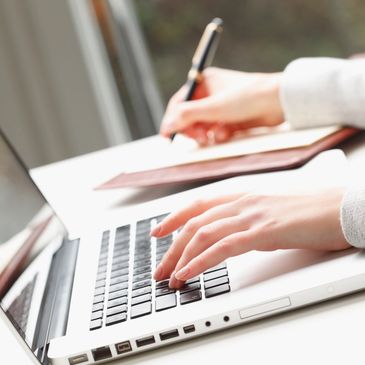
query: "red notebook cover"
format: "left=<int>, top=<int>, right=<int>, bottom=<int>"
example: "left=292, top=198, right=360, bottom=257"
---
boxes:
left=95, top=127, right=359, bottom=189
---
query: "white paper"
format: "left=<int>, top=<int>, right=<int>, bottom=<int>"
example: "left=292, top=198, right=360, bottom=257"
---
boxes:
left=126, top=124, right=341, bottom=173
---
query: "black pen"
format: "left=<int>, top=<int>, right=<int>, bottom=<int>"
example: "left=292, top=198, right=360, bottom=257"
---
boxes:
left=170, top=17, right=223, bottom=141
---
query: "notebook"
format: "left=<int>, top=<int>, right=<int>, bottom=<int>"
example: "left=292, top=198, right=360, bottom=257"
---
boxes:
left=96, top=125, right=358, bottom=189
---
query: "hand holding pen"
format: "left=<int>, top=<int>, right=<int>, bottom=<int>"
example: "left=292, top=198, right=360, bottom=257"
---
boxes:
left=166, top=18, right=224, bottom=142
left=160, top=18, right=284, bottom=146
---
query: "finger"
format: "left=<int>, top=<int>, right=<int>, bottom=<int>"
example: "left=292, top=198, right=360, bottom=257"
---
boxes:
left=160, top=97, right=221, bottom=137
left=170, top=216, right=249, bottom=288
left=151, top=194, right=241, bottom=238
left=183, top=124, right=211, bottom=146
left=211, top=124, right=232, bottom=144
left=174, top=231, right=257, bottom=281
left=153, top=198, right=240, bottom=281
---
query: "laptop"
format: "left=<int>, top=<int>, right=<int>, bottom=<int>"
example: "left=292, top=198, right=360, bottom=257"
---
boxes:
left=1, top=127, right=365, bottom=365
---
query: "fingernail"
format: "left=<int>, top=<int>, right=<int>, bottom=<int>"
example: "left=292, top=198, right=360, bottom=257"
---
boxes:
left=175, top=266, right=190, bottom=280
left=150, top=225, right=161, bottom=237
left=154, top=264, right=163, bottom=280
left=169, top=271, right=177, bottom=288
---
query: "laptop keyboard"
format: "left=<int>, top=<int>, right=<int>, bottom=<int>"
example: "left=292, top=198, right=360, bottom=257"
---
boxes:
left=90, top=214, right=231, bottom=331
left=7, top=274, right=38, bottom=338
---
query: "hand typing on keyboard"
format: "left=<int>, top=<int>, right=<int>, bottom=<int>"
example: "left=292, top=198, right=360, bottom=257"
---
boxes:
left=151, top=189, right=350, bottom=289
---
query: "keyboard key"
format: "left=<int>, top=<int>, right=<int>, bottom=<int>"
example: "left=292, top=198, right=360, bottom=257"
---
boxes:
left=155, top=287, right=175, bottom=297
left=97, top=266, right=107, bottom=275
left=155, top=279, right=169, bottom=289
left=203, top=269, right=228, bottom=282
left=205, top=284, right=230, bottom=298
left=134, top=258, right=151, bottom=268
left=132, top=279, right=151, bottom=290
left=107, top=297, right=128, bottom=308
left=154, top=213, right=170, bottom=223
left=94, top=287, right=105, bottom=296
left=113, top=256, right=130, bottom=265
left=99, top=251, right=108, bottom=260
left=108, top=289, right=128, bottom=301
left=131, top=293, right=152, bottom=306
left=204, top=276, right=229, bottom=290
left=110, top=275, right=129, bottom=286
left=109, top=282, right=128, bottom=293
left=132, top=286, right=152, bottom=298
left=156, top=236, right=172, bottom=245
left=204, top=262, right=227, bottom=274
left=156, top=245, right=169, bottom=255
left=131, top=301, right=152, bottom=319
left=133, top=272, right=151, bottom=283
left=93, top=295, right=105, bottom=304
left=156, top=253, right=165, bottom=261
left=134, top=265, right=151, bottom=276
left=113, top=249, right=129, bottom=258
left=106, top=305, right=127, bottom=317
left=116, top=225, right=130, bottom=235
left=180, top=290, right=202, bottom=305
left=110, top=269, right=129, bottom=280
left=180, top=283, right=201, bottom=294
left=95, top=279, right=106, bottom=289
left=110, top=268, right=129, bottom=277
left=91, top=310, right=103, bottom=321
left=98, top=257, right=107, bottom=265
left=96, top=273, right=107, bottom=281
left=185, top=276, right=200, bottom=285
left=90, top=319, right=102, bottom=331
left=106, top=313, right=127, bottom=326
left=134, top=253, right=151, bottom=262
left=155, top=293, right=177, bottom=312
left=92, top=302, right=104, bottom=312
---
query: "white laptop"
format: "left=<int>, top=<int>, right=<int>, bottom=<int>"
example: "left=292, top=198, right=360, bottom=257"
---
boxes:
left=1, top=127, right=365, bottom=365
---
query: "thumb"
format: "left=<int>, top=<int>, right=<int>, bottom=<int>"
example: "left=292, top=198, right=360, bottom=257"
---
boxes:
left=160, top=98, right=219, bottom=137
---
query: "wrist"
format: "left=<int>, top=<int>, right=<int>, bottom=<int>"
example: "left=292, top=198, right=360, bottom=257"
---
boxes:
left=258, top=72, right=285, bottom=126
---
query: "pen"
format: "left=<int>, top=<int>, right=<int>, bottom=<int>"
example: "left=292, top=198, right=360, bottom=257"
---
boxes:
left=170, top=17, right=223, bottom=141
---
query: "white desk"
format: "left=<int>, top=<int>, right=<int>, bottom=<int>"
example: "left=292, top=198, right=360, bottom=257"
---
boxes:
left=27, top=132, right=365, bottom=364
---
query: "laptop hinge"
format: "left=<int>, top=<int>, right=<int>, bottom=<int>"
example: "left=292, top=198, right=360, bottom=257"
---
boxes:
left=33, top=238, right=79, bottom=363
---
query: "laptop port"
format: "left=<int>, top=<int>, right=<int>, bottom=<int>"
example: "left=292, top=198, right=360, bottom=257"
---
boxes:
left=183, top=325, right=195, bottom=334
left=115, top=341, right=132, bottom=354
left=159, top=329, right=179, bottom=341
left=68, top=354, right=88, bottom=365
left=136, top=335, right=155, bottom=347
left=91, top=346, right=112, bottom=361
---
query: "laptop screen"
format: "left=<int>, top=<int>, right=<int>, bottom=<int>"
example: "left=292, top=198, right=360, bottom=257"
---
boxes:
left=0, top=129, right=66, bottom=357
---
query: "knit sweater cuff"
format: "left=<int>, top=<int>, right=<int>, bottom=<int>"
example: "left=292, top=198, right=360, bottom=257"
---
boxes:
left=280, top=57, right=365, bottom=129
left=340, top=187, right=365, bottom=248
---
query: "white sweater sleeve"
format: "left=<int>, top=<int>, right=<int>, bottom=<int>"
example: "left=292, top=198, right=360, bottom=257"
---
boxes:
left=280, top=57, right=365, bottom=248
left=340, top=187, right=365, bottom=248
left=280, top=57, right=365, bottom=129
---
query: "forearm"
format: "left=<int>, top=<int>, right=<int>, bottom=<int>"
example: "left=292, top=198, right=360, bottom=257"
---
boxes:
left=280, top=57, right=365, bottom=129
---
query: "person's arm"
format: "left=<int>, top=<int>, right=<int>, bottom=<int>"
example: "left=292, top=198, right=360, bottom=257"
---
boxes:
left=281, top=57, right=365, bottom=129
left=152, top=188, right=352, bottom=288
left=160, top=58, right=365, bottom=145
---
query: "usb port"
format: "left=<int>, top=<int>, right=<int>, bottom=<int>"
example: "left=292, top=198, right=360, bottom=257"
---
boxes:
left=68, top=354, right=88, bottom=365
left=183, top=325, right=195, bottom=334
left=115, top=341, right=132, bottom=354
left=136, top=336, right=155, bottom=347
left=159, top=329, right=179, bottom=341
left=91, top=346, right=112, bottom=361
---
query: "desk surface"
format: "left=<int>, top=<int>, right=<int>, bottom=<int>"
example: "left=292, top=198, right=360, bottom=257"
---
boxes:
left=14, top=133, right=365, bottom=364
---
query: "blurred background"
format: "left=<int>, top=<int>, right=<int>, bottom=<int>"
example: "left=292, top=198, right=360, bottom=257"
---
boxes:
left=0, top=0, right=364, bottom=168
